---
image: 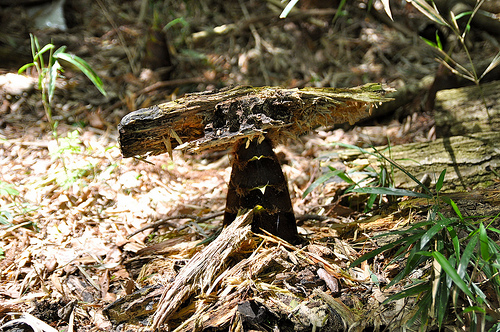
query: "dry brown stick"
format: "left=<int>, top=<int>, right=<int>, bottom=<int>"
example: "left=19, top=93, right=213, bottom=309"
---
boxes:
left=102, top=77, right=208, bottom=114
left=151, top=210, right=254, bottom=329
left=126, top=211, right=224, bottom=238
left=191, top=8, right=338, bottom=43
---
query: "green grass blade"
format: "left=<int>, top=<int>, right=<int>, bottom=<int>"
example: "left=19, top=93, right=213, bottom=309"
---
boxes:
left=420, top=218, right=454, bottom=250
left=432, top=251, right=474, bottom=298
left=382, top=282, right=430, bottom=304
left=303, top=169, right=345, bottom=198
left=372, top=146, right=433, bottom=196
left=350, top=233, right=424, bottom=268
left=54, top=52, right=107, bottom=96
left=350, top=186, right=431, bottom=198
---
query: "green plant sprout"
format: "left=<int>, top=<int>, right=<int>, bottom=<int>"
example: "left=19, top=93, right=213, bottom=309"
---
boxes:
left=411, top=0, right=500, bottom=87
left=18, top=34, right=106, bottom=131
left=18, top=34, right=107, bottom=188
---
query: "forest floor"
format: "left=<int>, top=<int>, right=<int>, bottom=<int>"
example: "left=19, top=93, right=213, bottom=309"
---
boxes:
left=0, top=0, right=499, bottom=331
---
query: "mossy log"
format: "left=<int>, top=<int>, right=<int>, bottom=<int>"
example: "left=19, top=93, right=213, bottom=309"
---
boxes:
left=434, top=80, right=500, bottom=137
left=338, top=131, right=500, bottom=192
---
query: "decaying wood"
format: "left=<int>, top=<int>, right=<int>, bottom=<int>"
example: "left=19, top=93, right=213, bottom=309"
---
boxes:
left=434, top=80, right=500, bottom=137
left=118, top=84, right=393, bottom=157
left=338, top=131, right=500, bottom=192
left=151, top=209, right=254, bottom=329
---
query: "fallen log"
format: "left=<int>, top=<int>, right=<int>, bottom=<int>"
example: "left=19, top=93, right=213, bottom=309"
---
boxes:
left=337, top=131, right=500, bottom=192
left=434, top=80, right=500, bottom=137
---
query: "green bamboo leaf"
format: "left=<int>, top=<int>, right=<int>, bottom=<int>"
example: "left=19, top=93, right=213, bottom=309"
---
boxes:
left=382, top=282, right=430, bottom=304
left=350, top=186, right=431, bottom=198
left=440, top=196, right=463, bottom=220
left=479, top=223, right=490, bottom=261
left=436, top=169, right=446, bottom=192
left=336, top=171, right=354, bottom=184
left=457, top=234, right=478, bottom=280
left=18, top=63, right=35, bottom=74
left=303, top=169, right=345, bottom=198
left=54, top=52, right=107, bottom=96
left=432, top=251, right=474, bottom=298
left=420, top=219, right=453, bottom=250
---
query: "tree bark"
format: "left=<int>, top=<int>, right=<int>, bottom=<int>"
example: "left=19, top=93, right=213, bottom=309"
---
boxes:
left=434, top=80, right=500, bottom=137
left=338, top=131, right=500, bottom=192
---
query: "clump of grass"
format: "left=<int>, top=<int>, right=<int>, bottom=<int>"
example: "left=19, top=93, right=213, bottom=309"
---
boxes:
left=308, top=144, right=500, bottom=330
left=19, top=34, right=106, bottom=131
left=410, top=0, right=500, bottom=87
left=18, top=34, right=108, bottom=187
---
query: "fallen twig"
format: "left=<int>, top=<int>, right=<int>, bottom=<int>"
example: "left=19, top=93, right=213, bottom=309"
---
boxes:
left=126, top=211, right=224, bottom=238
